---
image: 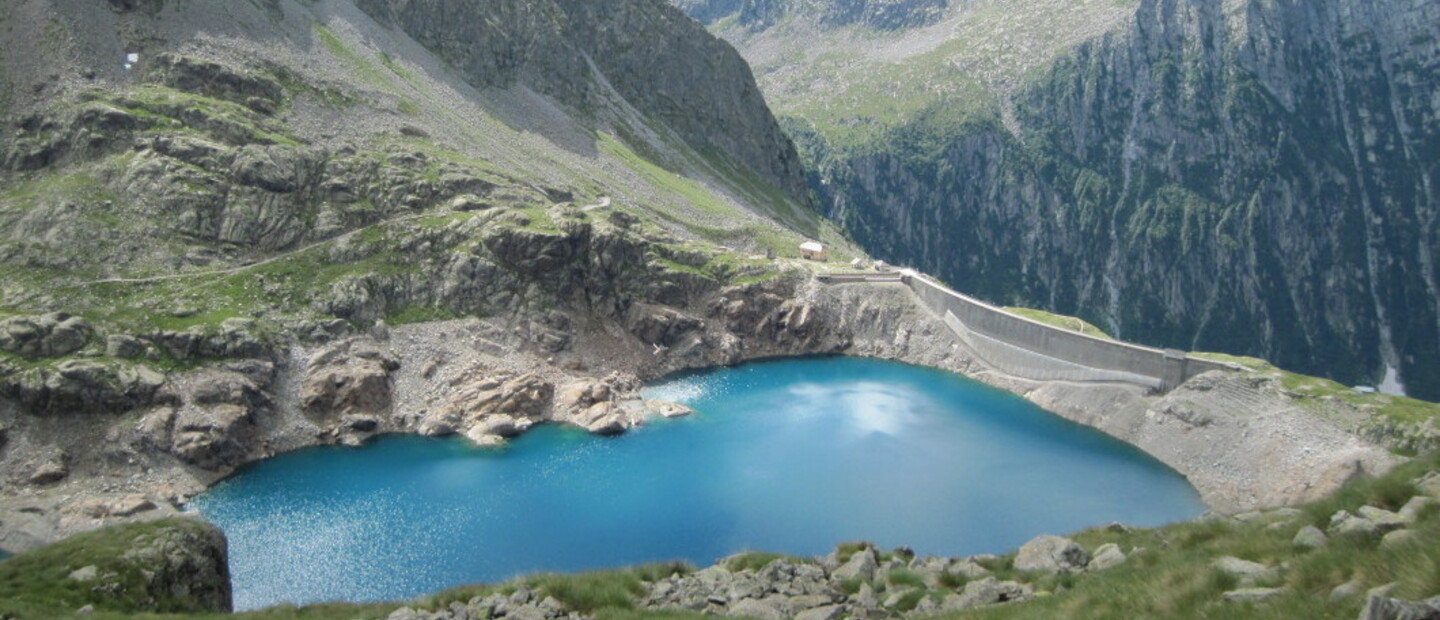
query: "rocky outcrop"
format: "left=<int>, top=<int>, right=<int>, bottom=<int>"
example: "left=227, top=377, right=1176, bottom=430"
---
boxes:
left=301, top=338, right=400, bottom=420
left=0, top=518, right=232, bottom=614
left=0, top=359, right=165, bottom=416
left=138, top=364, right=274, bottom=470
left=0, top=313, right=93, bottom=357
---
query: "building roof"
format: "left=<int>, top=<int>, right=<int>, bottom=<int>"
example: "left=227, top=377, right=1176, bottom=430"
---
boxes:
left=799, top=241, right=824, bottom=252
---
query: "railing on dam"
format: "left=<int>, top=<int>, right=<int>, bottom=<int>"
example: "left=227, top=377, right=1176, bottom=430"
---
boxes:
left=818, top=270, right=1236, bottom=392
left=903, top=274, right=1234, bottom=391
left=815, top=272, right=905, bottom=284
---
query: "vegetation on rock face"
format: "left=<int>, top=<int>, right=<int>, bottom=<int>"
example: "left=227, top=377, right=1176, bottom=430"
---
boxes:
left=687, top=0, right=1440, bottom=401
left=0, top=518, right=231, bottom=616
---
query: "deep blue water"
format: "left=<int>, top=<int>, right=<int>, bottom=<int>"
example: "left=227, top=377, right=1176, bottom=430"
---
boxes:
left=192, top=357, right=1203, bottom=610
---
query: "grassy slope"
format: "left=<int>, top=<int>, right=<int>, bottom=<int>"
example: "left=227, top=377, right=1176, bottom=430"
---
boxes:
left=730, top=0, right=1139, bottom=153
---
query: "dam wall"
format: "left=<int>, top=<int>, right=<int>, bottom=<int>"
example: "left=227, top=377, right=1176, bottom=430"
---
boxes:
left=838, top=272, right=1236, bottom=391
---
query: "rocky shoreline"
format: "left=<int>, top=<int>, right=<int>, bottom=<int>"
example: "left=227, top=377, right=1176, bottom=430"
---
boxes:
left=0, top=273, right=1402, bottom=553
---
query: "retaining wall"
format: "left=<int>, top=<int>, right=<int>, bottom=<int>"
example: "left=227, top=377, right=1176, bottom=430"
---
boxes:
left=902, top=274, right=1233, bottom=391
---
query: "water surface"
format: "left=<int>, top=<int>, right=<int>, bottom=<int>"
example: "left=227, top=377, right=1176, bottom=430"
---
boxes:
left=193, top=357, right=1203, bottom=610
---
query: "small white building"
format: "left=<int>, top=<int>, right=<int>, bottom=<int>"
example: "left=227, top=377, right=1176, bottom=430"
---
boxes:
left=799, top=241, right=827, bottom=261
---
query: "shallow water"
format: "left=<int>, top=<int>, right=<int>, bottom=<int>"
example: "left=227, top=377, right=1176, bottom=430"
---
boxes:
left=192, top=357, right=1203, bottom=610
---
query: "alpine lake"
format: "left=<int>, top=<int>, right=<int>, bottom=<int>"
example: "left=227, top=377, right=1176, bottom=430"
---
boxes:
left=190, top=357, right=1204, bottom=610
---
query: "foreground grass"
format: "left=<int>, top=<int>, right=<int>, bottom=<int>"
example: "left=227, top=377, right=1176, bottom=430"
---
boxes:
left=957, top=452, right=1440, bottom=620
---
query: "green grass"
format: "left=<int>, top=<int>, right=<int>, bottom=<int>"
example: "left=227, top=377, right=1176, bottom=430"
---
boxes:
left=724, top=552, right=796, bottom=572
left=952, top=451, right=1440, bottom=620
left=885, top=568, right=927, bottom=589
left=0, top=519, right=225, bottom=615
left=1190, top=352, right=1440, bottom=430
left=313, top=24, right=392, bottom=91
left=1003, top=307, right=1114, bottom=340
left=522, top=563, right=688, bottom=613
left=596, top=133, right=737, bottom=220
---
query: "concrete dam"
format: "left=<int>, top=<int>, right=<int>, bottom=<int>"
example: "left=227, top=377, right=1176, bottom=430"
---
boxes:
left=820, top=270, right=1236, bottom=392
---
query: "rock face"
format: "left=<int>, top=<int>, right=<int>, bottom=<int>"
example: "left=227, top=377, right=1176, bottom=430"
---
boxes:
left=680, top=0, right=949, bottom=30
left=353, top=0, right=813, bottom=226
left=692, top=0, right=1440, bottom=400
left=0, top=313, right=93, bottom=357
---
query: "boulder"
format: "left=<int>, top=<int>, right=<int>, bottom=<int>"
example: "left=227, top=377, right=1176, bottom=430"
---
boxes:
left=646, top=399, right=694, bottom=419
left=1294, top=525, right=1329, bottom=549
left=1213, top=556, right=1278, bottom=586
left=1088, top=543, right=1126, bottom=571
left=1014, top=535, right=1090, bottom=573
left=29, top=457, right=69, bottom=485
left=954, top=577, right=1032, bottom=609
left=793, top=604, right=845, bottom=620
left=1399, top=496, right=1436, bottom=523
left=1358, top=595, right=1440, bottom=620
left=728, top=598, right=785, bottom=620
left=1380, top=529, right=1417, bottom=549
left=1416, top=472, right=1440, bottom=499
left=1329, top=508, right=1405, bottom=536
left=1223, top=588, right=1285, bottom=602
left=1358, top=506, right=1408, bottom=531
left=832, top=547, right=878, bottom=582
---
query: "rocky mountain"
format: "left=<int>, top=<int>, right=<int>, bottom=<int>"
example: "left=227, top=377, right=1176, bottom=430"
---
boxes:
left=685, top=0, right=1440, bottom=400
left=0, top=0, right=872, bottom=548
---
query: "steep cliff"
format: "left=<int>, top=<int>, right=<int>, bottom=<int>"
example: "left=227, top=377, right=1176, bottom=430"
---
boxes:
left=692, top=0, right=1440, bottom=400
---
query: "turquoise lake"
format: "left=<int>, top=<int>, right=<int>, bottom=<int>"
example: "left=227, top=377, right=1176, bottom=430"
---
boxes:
left=191, top=357, right=1204, bottom=610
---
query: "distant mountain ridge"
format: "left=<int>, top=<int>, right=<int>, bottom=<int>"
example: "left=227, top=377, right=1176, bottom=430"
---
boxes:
left=679, top=0, right=1440, bottom=400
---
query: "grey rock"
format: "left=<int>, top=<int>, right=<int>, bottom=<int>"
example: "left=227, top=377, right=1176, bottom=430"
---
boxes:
left=68, top=565, right=99, bottom=581
left=832, top=547, right=878, bottom=582
left=1294, top=525, right=1329, bottom=549
left=1416, top=472, right=1440, bottom=499
left=1358, top=506, right=1408, bottom=533
left=1088, top=543, right=1126, bottom=571
left=852, top=584, right=875, bottom=609
left=105, top=335, right=147, bottom=359
left=0, top=313, right=93, bottom=358
left=727, top=598, right=784, bottom=620
left=1222, top=588, right=1285, bottom=602
left=1332, top=579, right=1365, bottom=601
left=793, top=604, right=845, bottom=620
left=1380, top=529, right=1418, bottom=550
left=954, top=577, right=1031, bottom=609
left=1399, top=496, right=1436, bottom=523
left=1014, top=535, right=1089, bottom=573
left=1358, top=595, right=1440, bottom=620
left=29, top=458, right=69, bottom=485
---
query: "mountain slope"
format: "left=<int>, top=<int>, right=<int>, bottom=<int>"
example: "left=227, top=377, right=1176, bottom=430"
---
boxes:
left=685, top=0, right=1440, bottom=400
